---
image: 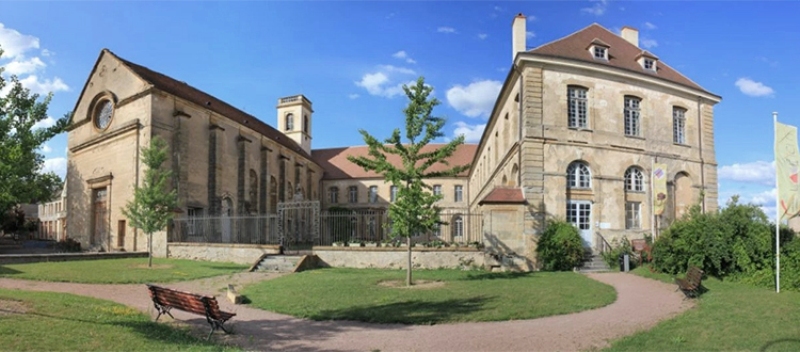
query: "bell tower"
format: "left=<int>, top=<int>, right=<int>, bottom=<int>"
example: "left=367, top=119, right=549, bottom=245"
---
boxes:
left=276, top=95, right=313, bottom=154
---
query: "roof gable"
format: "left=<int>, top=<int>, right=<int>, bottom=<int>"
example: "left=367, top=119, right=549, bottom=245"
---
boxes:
left=528, top=23, right=709, bottom=94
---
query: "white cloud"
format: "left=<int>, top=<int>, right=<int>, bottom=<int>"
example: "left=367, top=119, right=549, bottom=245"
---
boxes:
left=41, top=49, right=52, bottom=57
left=453, top=122, right=486, bottom=143
left=0, top=23, right=40, bottom=59
left=718, top=160, right=775, bottom=186
left=736, top=78, right=775, bottom=97
left=4, top=56, right=45, bottom=75
left=42, top=157, right=66, bottom=179
left=40, top=143, right=52, bottom=153
left=526, top=31, right=536, bottom=39
left=527, top=15, right=537, bottom=22
left=478, top=33, right=488, bottom=40
left=348, top=93, right=359, bottom=99
left=18, top=75, right=69, bottom=94
left=437, top=27, right=456, bottom=34
left=32, top=116, right=57, bottom=130
left=581, top=0, right=608, bottom=16
left=641, top=39, right=658, bottom=49
left=644, top=22, right=657, bottom=30
left=355, top=65, right=416, bottom=98
left=446, top=80, right=502, bottom=118
left=392, top=51, right=416, bottom=64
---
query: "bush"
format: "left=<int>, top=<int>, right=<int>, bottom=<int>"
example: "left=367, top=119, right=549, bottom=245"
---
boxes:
left=602, top=236, right=635, bottom=269
left=55, top=238, right=81, bottom=252
left=537, top=219, right=585, bottom=271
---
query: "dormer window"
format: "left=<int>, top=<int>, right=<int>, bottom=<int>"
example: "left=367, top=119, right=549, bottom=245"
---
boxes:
left=637, top=52, right=659, bottom=72
left=644, top=58, right=655, bottom=70
left=593, top=46, right=607, bottom=60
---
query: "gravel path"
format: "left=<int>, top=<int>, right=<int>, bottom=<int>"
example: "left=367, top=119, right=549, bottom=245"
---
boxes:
left=0, top=272, right=692, bottom=351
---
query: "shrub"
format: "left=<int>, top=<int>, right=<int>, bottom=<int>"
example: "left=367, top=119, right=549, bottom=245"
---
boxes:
left=537, top=219, right=585, bottom=271
left=55, top=238, right=81, bottom=252
left=602, top=236, right=635, bottom=269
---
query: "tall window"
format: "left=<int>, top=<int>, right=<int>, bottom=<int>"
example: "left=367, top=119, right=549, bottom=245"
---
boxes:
left=673, top=107, right=686, bottom=144
left=624, top=96, right=641, bottom=137
left=329, top=187, right=339, bottom=204
left=568, top=86, right=588, bottom=128
left=390, top=185, right=398, bottom=202
left=567, top=161, right=591, bottom=189
left=433, top=185, right=442, bottom=196
left=626, top=202, right=641, bottom=229
left=187, top=207, right=203, bottom=235
left=348, top=186, right=358, bottom=203
left=452, top=215, right=464, bottom=238
left=303, top=115, right=309, bottom=133
left=369, top=186, right=378, bottom=203
left=624, top=167, right=644, bottom=192
left=454, top=185, right=463, bottom=202
left=285, top=113, right=294, bottom=131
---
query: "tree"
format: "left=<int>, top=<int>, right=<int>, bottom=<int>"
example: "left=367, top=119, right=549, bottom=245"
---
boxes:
left=122, top=136, right=178, bottom=267
left=348, top=77, right=470, bottom=286
left=0, top=47, right=69, bottom=215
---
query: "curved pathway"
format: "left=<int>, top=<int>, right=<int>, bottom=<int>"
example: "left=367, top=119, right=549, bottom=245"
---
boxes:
left=0, top=272, right=692, bottom=351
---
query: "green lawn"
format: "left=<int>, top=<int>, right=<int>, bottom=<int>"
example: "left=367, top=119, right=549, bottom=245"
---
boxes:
left=241, top=268, right=616, bottom=324
left=0, top=289, right=238, bottom=351
left=606, top=267, right=800, bottom=351
left=0, top=258, right=248, bottom=284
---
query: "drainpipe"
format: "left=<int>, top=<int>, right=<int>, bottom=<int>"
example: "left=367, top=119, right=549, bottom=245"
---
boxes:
left=696, top=96, right=706, bottom=213
left=516, top=63, right=524, bottom=188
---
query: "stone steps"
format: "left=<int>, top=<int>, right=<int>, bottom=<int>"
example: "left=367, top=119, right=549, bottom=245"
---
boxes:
left=253, top=255, right=302, bottom=273
left=577, top=254, right=613, bottom=273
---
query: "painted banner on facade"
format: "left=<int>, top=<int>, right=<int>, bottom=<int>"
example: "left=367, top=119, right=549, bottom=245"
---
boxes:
left=653, top=163, right=668, bottom=216
left=776, top=121, right=800, bottom=221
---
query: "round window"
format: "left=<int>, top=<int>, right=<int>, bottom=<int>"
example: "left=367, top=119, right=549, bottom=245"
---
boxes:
left=94, top=100, right=113, bottom=130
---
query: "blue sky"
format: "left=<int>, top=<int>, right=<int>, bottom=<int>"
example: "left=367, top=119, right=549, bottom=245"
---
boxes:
left=0, top=1, right=793, bottom=217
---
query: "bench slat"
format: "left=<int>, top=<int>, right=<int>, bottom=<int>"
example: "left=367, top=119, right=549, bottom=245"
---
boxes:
left=147, top=284, right=236, bottom=323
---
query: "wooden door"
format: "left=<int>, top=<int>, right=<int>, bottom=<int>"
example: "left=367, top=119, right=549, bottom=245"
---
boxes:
left=117, top=220, right=126, bottom=249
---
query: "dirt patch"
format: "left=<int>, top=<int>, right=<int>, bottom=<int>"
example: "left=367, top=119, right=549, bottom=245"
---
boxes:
left=0, top=299, right=28, bottom=316
left=378, top=279, right=445, bottom=289
left=129, top=264, right=174, bottom=269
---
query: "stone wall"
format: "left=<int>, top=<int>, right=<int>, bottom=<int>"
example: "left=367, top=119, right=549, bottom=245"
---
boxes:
left=313, top=247, right=485, bottom=270
left=0, top=251, right=148, bottom=265
left=167, top=242, right=280, bottom=265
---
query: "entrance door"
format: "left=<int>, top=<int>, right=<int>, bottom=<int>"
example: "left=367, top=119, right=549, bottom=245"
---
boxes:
left=92, top=188, right=108, bottom=247
left=567, top=201, right=592, bottom=247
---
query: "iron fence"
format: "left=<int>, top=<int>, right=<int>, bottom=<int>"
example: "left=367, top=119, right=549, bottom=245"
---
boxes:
left=170, top=209, right=483, bottom=246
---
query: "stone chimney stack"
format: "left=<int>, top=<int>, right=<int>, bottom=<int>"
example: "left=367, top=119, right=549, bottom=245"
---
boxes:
left=512, top=13, right=527, bottom=61
left=621, top=26, right=639, bottom=47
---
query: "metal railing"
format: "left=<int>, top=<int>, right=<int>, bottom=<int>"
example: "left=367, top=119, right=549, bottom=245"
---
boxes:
left=170, top=209, right=484, bottom=246
left=596, top=232, right=612, bottom=254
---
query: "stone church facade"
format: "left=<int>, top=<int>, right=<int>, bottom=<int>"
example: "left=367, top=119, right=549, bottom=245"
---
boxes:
left=65, top=15, right=719, bottom=269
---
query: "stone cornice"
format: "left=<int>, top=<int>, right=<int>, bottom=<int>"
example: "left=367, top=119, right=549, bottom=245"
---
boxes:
left=69, top=119, right=141, bottom=153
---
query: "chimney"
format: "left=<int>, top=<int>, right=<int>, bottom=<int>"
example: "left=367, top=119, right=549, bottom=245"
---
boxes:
left=621, top=26, right=639, bottom=47
left=512, top=13, right=527, bottom=61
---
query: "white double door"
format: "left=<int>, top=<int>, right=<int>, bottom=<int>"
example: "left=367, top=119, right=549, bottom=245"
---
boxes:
left=567, top=201, right=593, bottom=247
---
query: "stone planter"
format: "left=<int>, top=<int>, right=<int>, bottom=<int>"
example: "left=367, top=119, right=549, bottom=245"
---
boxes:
left=348, top=243, right=364, bottom=247
left=364, top=243, right=378, bottom=248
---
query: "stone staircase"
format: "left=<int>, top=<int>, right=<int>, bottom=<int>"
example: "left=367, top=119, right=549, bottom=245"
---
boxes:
left=576, top=252, right=613, bottom=273
left=251, top=255, right=303, bottom=273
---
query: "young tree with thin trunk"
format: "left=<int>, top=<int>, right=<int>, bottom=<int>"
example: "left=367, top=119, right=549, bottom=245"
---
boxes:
left=0, top=47, right=69, bottom=216
left=348, top=77, right=470, bottom=286
left=122, top=136, right=177, bottom=267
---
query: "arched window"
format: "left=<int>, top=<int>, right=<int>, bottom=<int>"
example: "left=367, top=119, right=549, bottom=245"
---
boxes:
left=285, top=113, right=294, bottom=131
left=624, top=167, right=644, bottom=192
left=567, top=161, right=591, bottom=189
left=452, top=214, right=464, bottom=238
left=303, top=115, right=309, bottom=133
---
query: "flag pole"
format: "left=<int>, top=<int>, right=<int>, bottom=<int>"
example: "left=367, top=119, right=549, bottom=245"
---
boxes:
left=774, top=111, right=780, bottom=293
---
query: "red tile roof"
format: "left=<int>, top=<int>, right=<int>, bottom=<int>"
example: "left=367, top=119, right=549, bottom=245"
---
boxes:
left=105, top=49, right=312, bottom=160
left=526, top=24, right=716, bottom=96
left=312, top=144, right=477, bottom=179
left=479, top=187, right=526, bottom=205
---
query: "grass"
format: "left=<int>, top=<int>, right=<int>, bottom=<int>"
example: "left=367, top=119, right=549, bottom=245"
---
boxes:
left=240, top=268, right=616, bottom=324
left=0, top=289, right=238, bottom=351
left=605, top=266, right=800, bottom=351
left=0, top=258, right=248, bottom=284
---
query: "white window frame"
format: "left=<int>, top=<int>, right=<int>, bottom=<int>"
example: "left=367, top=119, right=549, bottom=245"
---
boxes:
left=626, top=202, right=641, bottom=229
left=593, top=46, right=608, bottom=60
left=390, top=185, right=398, bottom=202
left=624, top=96, right=641, bottom=137
left=369, top=186, right=378, bottom=203
left=187, top=207, right=203, bottom=235
left=329, top=187, right=338, bottom=204
left=624, top=167, right=644, bottom=192
left=348, top=186, right=358, bottom=203
left=452, top=215, right=464, bottom=238
left=285, top=113, right=294, bottom=131
left=568, top=86, right=588, bottom=129
left=454, top=185, right=463, bottom=202
left=673, top=107, right=686, bottom=144
left=567, top=162, right=592, bottom=189
left=644, top=58, right=656, bottom=71
left=433, top=184, right=442, bottom=197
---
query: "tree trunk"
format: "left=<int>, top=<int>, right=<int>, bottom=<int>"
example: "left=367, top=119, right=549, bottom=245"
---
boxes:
left=406, top=235, right=412, bottom=286
left=148, top=231, right=153, bottom=268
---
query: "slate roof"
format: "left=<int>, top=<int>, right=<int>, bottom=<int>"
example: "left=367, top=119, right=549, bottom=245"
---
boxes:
left=312, top=144, right=477, bottom=180
left=526, top=24, right=716, bottom=97
left=105, top=49, right=312, bottom=160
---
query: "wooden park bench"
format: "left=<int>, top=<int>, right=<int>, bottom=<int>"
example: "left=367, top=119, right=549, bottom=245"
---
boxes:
left=146, top=284, right=236, bottom=339
left=675, top=266, right=705, bottom=299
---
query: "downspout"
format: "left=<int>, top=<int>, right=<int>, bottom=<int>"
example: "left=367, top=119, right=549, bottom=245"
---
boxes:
left=696, top=96, right=706, bottom=213
left=516, top=62, right=524, bottom=188
left=133, top=118, right=140, bottom=251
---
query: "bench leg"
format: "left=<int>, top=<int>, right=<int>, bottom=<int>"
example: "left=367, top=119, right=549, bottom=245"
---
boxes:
left=205, top=319, right=232, bottom=340
left=153, top=304, right=174, bottom=321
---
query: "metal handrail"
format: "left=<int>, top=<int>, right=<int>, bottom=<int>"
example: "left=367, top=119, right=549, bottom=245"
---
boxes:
left=596, top=232, right=612, bottom=254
